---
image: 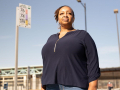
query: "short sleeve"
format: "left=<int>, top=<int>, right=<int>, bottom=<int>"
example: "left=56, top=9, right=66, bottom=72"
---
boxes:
left=84, top=32, right=101, bottom=83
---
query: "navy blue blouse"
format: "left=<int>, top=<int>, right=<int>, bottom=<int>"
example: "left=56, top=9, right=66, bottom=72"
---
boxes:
left=41, top=30, right=100, bottom=89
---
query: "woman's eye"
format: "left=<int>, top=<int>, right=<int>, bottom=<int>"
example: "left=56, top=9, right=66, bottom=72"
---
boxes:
left=68, top=13, right=72, bottom=15
left=60, top=13, right=63, bottom=15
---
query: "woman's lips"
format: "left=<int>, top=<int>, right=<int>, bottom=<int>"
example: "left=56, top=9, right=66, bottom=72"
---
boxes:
left=62, top=18, right=69, bottom=22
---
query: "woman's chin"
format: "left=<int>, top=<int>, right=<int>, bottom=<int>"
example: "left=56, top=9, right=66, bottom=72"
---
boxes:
left=61, top=22, right=71, bottom=26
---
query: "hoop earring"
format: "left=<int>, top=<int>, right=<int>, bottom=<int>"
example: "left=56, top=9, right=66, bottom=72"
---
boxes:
left=58, top=24, right=61, bottom=29
left=72, top=23, right=74, bottom=28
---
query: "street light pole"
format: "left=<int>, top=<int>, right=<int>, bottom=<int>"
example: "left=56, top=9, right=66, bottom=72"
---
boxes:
left=114, top=9, right=120, bottom=65
left=77, top=0, right=87, bottom=31
left=84, top=3, right=87, bottom=32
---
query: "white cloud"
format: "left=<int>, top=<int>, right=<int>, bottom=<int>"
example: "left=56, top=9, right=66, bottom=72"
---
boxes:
left=0, top=36, right=12, bottom=39
left=98, top=46, right=118, bottom=54
left=99, top=58, right=119, bottom=68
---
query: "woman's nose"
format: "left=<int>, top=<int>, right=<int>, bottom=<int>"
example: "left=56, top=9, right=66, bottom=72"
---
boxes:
left=64, top=13, right=68, bottom=17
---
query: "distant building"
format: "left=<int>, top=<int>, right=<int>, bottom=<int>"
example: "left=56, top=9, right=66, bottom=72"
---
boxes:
left=0, top=66, right=120, bottom=90
left=98, top=67, right=120, bottom=89
left=0, top=65, right=43, bottom=90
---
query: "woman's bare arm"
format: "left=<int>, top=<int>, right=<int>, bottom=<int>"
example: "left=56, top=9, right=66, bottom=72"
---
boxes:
left=88, top=79, right=98, bottom=90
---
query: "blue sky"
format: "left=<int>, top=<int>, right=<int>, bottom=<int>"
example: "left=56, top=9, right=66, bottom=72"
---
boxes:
left=0, top=0, right=120, bottom=68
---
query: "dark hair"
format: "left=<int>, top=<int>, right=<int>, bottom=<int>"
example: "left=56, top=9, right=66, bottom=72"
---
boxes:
left=54, top=5, right=75, bottom=22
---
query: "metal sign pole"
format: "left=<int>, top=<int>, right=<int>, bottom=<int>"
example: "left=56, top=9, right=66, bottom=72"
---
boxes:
left=27, top=66, right=30, bottom=90
left=14, top=7, right=19, bottom=90
left=14, top=4, right=31, bottom=90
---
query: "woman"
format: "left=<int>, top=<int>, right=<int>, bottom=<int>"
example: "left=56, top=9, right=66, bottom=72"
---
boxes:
left=41, top=5, right=100, bottom=90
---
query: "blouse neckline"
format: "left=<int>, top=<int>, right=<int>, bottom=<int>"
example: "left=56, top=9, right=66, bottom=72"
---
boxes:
left=57, top=29, right=78, bottom=34
left=56, top=29, right=78, bottom=39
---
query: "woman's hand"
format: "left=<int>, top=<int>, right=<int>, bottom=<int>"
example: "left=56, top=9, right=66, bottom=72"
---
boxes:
left=41, top=87, right=45, bottom=90
left=41, top=85, right=46, bottom=90
left=88, top=79, right=98, bottom=90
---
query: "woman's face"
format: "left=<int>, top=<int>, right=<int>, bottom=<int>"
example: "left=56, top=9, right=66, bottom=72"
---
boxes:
left=58, top=6, right=74, bottom=26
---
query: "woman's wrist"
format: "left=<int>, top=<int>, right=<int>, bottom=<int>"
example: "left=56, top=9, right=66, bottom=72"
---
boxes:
left=88, top=86, right=97, bottom=90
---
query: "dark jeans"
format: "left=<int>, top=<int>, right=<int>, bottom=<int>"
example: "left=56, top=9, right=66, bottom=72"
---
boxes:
left=108, top=87, right=112, bottom=90
left=46, top=84, right=88, bottom=90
